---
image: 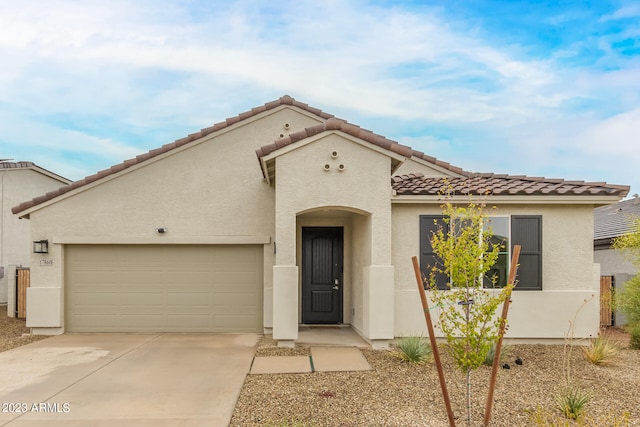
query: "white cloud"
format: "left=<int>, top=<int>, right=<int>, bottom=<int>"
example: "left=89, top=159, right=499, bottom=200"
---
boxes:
left=0, top=0, right=637, bottom=193
left=600, top=4, right=640, bottom=21
left=0, top=0, right=563, bottom=125
left=0, top=112, right=142, bottom=161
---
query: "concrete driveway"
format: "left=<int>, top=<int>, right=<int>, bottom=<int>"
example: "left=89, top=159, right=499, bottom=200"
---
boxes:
left=0, top=333, right=258, bottom=427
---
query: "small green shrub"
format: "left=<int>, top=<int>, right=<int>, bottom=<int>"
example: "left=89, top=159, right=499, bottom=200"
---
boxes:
left=583, top=335, right=620, bottom=365
left=394, top=336, right=433, bottom=364
left=482, top=343, right=510, bottom=366
left=628, top=323, right=640, bottom=350
left=556, top=386, right=592, bottom=420
left=528, top=406, right=630, bottom=426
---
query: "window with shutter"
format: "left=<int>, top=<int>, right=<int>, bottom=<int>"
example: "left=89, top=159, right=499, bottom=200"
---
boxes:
left=419, top=214, right=542, bottom=291
left=511, top=215, right=542, bottom=290
left=419, top=215, right=449, bottom=290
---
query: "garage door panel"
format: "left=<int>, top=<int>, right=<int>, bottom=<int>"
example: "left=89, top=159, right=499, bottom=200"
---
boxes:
left=65, top=245, right=263, bottom=333
left=215, top=314, right=259, bottom=330
left=71, top=270, right=121, bottom=285
left=170, top=293, right=213, bottom=306
left=215, top=292, right=259, bottom=307
left=71, top=292, right=123, bottom=307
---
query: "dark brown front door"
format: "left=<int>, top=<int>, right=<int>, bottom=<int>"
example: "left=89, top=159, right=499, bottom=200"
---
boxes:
left=302, top=227, right=343, bottom=324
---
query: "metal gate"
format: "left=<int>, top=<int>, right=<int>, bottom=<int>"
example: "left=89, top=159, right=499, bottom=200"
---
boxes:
left=16, top=267, right=30, bottom=319
left=600, top=275, right=613, bottom=327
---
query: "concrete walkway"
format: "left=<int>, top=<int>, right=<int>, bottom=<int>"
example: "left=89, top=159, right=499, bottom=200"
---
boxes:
left=0, top=333, right=258, bottom=427
left=249, top=328, right=373, bottom=374
left=250, top=346, right=372, bottom=374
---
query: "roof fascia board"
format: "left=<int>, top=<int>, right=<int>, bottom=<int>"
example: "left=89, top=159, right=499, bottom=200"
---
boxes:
left=260, top=130, right=407, bottom=184
left=16, top=105, right=318, bottom=218
left=31, top=166, right=73, bottom=184
left=281, top=104, right=331, bottom=123
left=391, top=195, right=625, bottom=205
left=0, top=164, right=72, bottom=184
left=15, top=140, right=205, bottom=218
left=261, top=130, right=407, bottom=163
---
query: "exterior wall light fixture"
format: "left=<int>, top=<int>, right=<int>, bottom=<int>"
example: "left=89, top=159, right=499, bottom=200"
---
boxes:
left=33, top=240, right=49, bottom=253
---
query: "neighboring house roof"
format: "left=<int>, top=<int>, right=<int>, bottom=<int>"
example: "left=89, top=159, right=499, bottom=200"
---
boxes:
left=393, top=173, right=630, bottom=197
left=11, top=95, right=630, bottom=216
left=594, top=196, right=640, bottom=247
left=0, top=161, right=71, bottom=184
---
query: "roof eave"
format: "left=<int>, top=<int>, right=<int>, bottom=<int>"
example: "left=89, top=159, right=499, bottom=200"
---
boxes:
left=11, top=95, right=335, bottom=215
left=391, top=194, right=627, bottom=205
left=256, top=129, right=408, bottom=185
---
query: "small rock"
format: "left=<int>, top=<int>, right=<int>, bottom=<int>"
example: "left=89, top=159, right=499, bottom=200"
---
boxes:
left=502, top=363, right=511, bottom=369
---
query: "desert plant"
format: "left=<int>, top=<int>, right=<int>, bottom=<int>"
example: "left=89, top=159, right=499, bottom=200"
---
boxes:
left=556, top=297, right=595, bottom=421
left=629, top=322, right=640, bottom=349
left=556, top=386, right=592, bottom=420
left=613, top=275, right=640, bottom=344
left=612, top=217, right=640, bottom=349
left=529, top=406, right=630, bottom=426
left=394, top=336, right=433, bottom=364
left=583, top=335, right=619, bottom=365
left=482, top=343, right=510, bottom=366
left=426, top=199, right=511, bottom=425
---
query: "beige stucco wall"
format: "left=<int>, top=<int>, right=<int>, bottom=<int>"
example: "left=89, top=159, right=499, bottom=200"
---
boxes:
left=2, top=168, right=68, bottom=306
left=392, top=202, right=601, bottom=340
left=21, top=103, right=610, bottom=342
left=595, top=247, right=636, bottom=276
left=272, top=132, right=395, bottom=342
left=273, top=133, right=393, bottom=265
left=24, top=106, right=323, bottom=331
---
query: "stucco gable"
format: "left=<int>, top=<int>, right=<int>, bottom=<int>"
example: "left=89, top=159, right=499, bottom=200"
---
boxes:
left=256, top=118, right=412, bottom=184
left=12, top=96, right=333, bottom=217
left=1, top=161, right=71, bottom=185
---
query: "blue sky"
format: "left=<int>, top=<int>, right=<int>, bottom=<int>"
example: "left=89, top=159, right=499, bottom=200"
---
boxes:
left=1, top=0, right=639, bottom=197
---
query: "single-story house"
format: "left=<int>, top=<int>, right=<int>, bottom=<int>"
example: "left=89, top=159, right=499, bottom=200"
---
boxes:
left=13, top=96, right=629, bottom=347
left=1, top=161, right=70, bottom=309
left=594, top=196, right=640, bottom=326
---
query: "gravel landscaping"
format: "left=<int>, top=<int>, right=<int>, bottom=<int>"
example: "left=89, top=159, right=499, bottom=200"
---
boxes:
left=1, top=306, right=637, bottom=426
left=231, top=329, right=640, bottom=427
left=0, top=305, right=48, bottom=352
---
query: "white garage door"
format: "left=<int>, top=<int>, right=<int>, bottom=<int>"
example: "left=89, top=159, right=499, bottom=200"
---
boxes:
left=65, top=245, right=263, bottom=333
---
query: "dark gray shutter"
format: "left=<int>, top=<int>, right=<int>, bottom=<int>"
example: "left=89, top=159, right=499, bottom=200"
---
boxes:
left=420, top=215, right=449, bottom=289
left=511, top=215, right=542, bottom=290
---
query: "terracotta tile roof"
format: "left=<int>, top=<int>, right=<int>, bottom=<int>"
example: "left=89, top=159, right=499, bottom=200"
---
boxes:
left=255, top=117, right=414, bottom=159
left=254, top=121, right=471, bottom=180
left=392, top=173, right=630, bottom=197
left=12, top=95, right=334, bottom=215
left=11, top=95, right=630, bottom=215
